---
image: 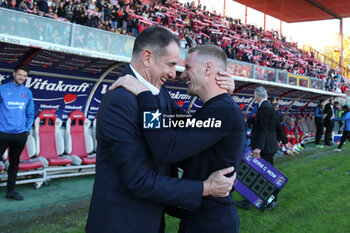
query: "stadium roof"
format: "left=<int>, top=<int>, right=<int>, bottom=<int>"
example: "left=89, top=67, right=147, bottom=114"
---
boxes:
left=233, top=0, right=350, bottom=23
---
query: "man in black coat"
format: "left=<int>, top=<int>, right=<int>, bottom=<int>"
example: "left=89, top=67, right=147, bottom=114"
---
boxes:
left=324, top=98, right=335, bottom=146
left=236, top=86, right=288, bottom=210
left=251, top=86, right=279, bottom=163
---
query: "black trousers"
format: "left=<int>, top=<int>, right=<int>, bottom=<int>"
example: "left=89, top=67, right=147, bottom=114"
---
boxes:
left=178, top=204, right=239, bottom=233
left=261, top=153, right=278, bottom=203
left=0, top=132, right=27, bottom=192
left=261, top=152, right=274, bottom=166
left=324, top=120, right=334, bottom=145
left=338, top=131, right=350, bottom=149
left=315, top=118, right=324, bottom=145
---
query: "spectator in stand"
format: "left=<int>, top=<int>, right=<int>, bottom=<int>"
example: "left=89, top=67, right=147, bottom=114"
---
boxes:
left=31, top=1, right=40, bottom=15
left=130, top=17, right=138, bottom=37
left=8, top=0, right=16, bottom=10
left=121, top=6, right=129, bottom=32
left=64, top=1, right=74, bottom=22
left=18, top=0, right=30, bottom=12
left=102, top=1, right=111, bottom=22
left=333, top=105, right=350, bottom=152
left=57, top=1, right=65, bottom=18
left=110, top=6, right=119, bottom=32
left=51, top=2, right=58, bottom=16
left=45, top=6, right=55, bottom=18
left=179, top=37, right=187, bottom=49
left=38, top=0, right=49, bottom=14
left=341, top=83, right=347, bottom=93
left=76, top=11, right=87, bottom=25
left=74, top=3, right=86, bottom=24
left=0, top=0, right=9, bottom=8
left=315, top=99, right=326, bottom=148
left=86, top=13, right=93, bottom=27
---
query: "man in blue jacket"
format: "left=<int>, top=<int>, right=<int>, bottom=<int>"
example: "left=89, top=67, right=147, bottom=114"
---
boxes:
left=0, top=64, right=34, bottom=200
left=86, top=26, right=237, bottom=233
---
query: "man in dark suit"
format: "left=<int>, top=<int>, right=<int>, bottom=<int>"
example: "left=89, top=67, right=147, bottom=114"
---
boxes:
left=115, top=45, right=245, bottom=232
left=324, top=98, right=335, bottom=146
left=86, top=26, right=236, bottom=233
left=251, top=86, right=279, bottom=164
left=236, top=86, right=281, bottom=210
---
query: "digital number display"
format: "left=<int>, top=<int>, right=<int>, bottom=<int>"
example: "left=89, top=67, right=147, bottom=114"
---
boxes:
left=237, top=161, right=277, bottom=201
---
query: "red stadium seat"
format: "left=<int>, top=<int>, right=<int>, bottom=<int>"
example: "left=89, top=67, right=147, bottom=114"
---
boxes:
left=34, top=110, right=72, bottom=167
left=305, top=114, right=316, bottom=137
left=65, top=110, right=95, bottom=165
left=300, top=114, right=312, bottom=137
left=306, top=114, right=316, bottom=135
left=3, top=135, right=44, bottom=170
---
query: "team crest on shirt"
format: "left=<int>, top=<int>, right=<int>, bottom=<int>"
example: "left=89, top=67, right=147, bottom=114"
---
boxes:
left=22, top=94, right=26, bottom=98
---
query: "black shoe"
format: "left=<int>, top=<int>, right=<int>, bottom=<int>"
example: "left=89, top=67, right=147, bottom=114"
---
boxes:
left=267, top=201, right=278, bottom=209
left=6, top=191, right=24, bottom=201
left=301, top=144, right=305, bottom=149
left=325, top=143, right=334, bottom=146
left=236, top=199, right=253, bottom=210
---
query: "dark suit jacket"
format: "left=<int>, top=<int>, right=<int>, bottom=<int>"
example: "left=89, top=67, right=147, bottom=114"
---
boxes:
left=324, top=103, right=334, bottom=126
left=275, top=111, right=288, bottom=144
left=251, top=100, right=278, bottom=155
left=86, top=66, right=203, bottom=233
left=137, top=92, right=245, bottom=232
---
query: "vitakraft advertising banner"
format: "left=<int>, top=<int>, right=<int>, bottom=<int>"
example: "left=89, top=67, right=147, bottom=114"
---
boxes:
left=0, top=71, right=96, bottom=122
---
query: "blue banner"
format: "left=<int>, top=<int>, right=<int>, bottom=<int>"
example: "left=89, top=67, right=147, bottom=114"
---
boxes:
left=0, top=71, right=99, bottom=122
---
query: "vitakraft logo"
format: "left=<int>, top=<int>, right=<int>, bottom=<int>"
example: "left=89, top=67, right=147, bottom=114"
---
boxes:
left=143, top=110, right=161, bottom=129
left=25, top=77, right=91, bottom=93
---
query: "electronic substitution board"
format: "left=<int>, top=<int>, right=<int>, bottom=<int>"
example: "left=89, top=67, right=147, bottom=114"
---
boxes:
left=234, top=149, right=288, bottom=211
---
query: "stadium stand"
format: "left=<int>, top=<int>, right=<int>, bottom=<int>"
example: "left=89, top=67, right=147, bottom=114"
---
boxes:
left=65, top=110, right=96, bottom=165
left=0, top=0, right=348, bottom=93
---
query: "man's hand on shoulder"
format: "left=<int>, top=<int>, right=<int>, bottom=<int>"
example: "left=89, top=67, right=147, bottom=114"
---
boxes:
left=109, top=74, right=150, bottom=95
left=216, top=71, right=235, bottom=94
left=203, top=166, right=236, bottom=197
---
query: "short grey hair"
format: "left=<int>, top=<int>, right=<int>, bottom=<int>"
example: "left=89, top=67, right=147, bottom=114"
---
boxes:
left=188, top=45, right=227, bottom=70
left=254, top=86, right=267, bottom=99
